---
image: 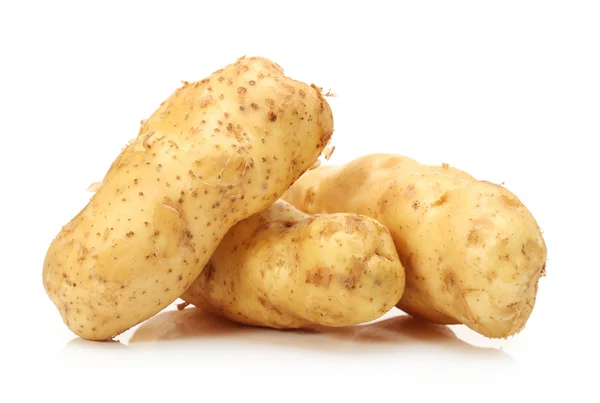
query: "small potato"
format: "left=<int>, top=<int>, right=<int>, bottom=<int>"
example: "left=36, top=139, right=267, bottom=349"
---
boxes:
left=284, top=154, right=547, bottom=338
left=182, top=201, right=405, bottom=328
left=43, top=57, right=334, bottom=340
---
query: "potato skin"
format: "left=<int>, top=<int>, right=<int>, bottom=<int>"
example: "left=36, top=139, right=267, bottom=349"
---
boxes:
left=283, top=154, right=547, bottom=338
left=42, top=57, right=334, bottom=340
left=182, top=201, right=405, bottom=328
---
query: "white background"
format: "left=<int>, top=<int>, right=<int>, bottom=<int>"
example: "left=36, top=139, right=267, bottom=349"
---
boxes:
left=1, top=0, right=598, bottom=401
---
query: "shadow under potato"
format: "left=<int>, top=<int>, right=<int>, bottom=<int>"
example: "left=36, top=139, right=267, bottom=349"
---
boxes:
left=129, top=306, right=244, bottom=342
left=127, top=307, right=511, bottom=359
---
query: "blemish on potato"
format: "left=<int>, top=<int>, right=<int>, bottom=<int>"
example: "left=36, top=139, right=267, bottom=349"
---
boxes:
left=467, top=228, right=486, bottom=247
left=306, top=266, right=333, bottom=287
left=432, top=192, right=448, bottom=207
left=521, top=239, right=543, bottom=261
left=341, top=257, right=365, bottom=290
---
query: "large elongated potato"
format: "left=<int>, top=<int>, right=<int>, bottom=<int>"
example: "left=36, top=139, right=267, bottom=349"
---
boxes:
left=283, top=154, right=547, bottom=338
left=43, top=57, right=334, bottom=340
left=182, top=200, right=405, bottom=328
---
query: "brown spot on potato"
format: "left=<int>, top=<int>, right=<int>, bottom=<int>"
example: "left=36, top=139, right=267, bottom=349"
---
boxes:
left=378, top=198, right=389, bottom=215
left=467, top=228, right=486, bottom=247
left=268, top=112, right=277, bottom=121
left=303, top=188, right=316, bottom=207
left=444, top=270, right=455, bottom=287
left=203, top=262, right=216, bottom=283
left=345, top=215, right=367, bottom=234
left=432, top=192, right=448, bottom=207
left=342, top=257, right=365, bottom=289
left=320, top=221, right=343, bottom=238
left=306, top=266, right=333, bottom=287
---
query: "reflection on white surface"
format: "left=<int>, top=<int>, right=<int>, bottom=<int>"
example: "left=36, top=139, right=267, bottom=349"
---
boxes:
left=60, top=307, right=513, bottom=360
left=64, top=338, right=129, bottom=350
left=56, top=306, right=523, bottom=391
left=53, top=306, right=522, bottom=398
left=116, top=307, right=512, bottom=360
left=128, top=307, right=243, bottom=343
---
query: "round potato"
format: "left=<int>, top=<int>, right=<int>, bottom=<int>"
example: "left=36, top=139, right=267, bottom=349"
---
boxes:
left=182, top=200, right=405, bottom=328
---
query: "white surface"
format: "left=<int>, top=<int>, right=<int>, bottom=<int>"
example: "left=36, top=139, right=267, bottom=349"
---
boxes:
left=1, top=0, right=598, bottom=401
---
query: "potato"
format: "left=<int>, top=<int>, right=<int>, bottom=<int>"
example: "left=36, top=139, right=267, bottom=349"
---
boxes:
left=42, top=57, right=334, bottom=340
left=182, top=200, right=405, bottom=328
left=283, top=154, right=547, bottom=338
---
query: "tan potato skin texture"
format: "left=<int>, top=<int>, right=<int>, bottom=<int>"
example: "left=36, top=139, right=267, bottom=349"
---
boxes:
left=182, top=200, right=405, bottom=329
left=283, top=154, right=547, bottom=338
left=42, top=57, right=334, bottom=340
